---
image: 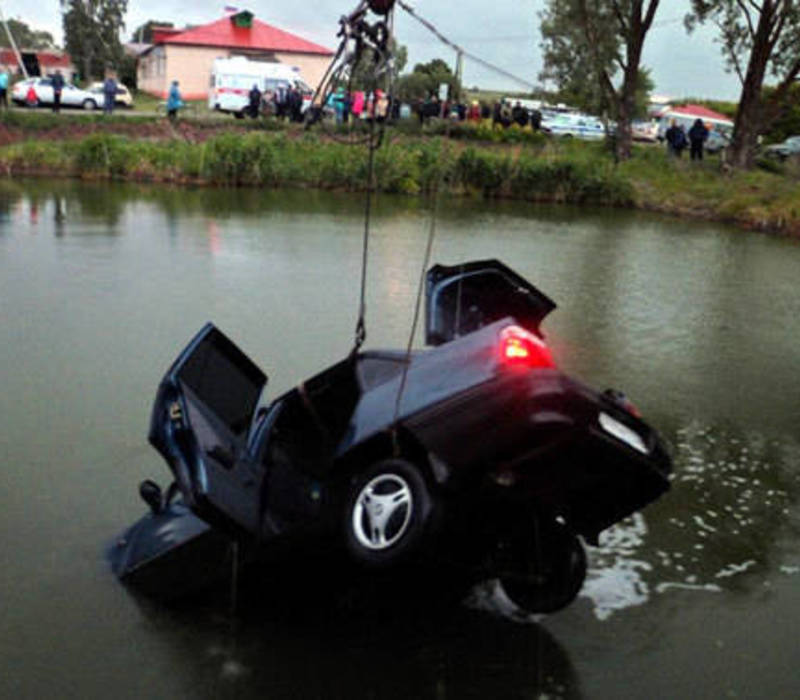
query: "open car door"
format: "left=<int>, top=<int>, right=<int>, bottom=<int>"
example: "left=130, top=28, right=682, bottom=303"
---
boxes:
left=425, top=259, right=556, bottom=346
left=148, top=323, right=267, bottom=534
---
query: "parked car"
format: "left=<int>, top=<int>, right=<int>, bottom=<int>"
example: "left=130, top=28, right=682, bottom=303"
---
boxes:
left=87, top=82, right=134, bottom=108
left=763, top=135, right=800, bottom=160
left=111, top=259, right=672, bottom=614
left=11, top=77, right=100, bottom=110
left=632, top=120, right=659, bottom=143
left=704, top=129, right=730, bottom=154
left=542, top=113, right=607, bottom=140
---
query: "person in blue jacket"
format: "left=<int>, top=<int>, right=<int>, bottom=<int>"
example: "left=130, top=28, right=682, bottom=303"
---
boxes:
left=166, top=80, right=183, bottom=122
left=103, top=74, right=117, bottom=115
left=0, top=66, right=8, bottom=109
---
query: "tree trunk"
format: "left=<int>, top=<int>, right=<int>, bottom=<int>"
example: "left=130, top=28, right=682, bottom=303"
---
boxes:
left=615, top=59, right=641, bottom=161
left=730, top=75, right=765, bottom=169
left=728, top=7, right=774, bottom=169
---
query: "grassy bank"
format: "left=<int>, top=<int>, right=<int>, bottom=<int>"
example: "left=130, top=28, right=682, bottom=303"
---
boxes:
left=1, top=119, right=798, bottom=236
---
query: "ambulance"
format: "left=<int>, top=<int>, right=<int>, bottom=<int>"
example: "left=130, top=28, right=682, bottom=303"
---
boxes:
left=208, top=56, right=313, bottom=117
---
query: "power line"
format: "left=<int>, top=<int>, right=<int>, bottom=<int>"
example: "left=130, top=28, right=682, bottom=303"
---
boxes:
left=396, top=1, right=538, bottom=91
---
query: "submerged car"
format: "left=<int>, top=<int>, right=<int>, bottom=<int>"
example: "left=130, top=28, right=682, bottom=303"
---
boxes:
left=111, top=259, right=672, bottom=613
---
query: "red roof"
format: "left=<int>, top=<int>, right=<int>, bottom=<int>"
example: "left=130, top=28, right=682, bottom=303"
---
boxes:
left=667, top=104, right=734, bottom=124
left=0, top=49, right=72, bottom=69
left=157, top=15, right=333, bottom=55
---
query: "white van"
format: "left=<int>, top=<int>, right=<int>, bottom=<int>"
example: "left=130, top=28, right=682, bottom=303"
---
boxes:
left=208, top=56, right=313, bottom=117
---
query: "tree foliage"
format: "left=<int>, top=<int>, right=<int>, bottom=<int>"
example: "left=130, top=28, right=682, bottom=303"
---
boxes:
left=686, top=1, right=800, bottom=168
left=539, top=2, right=616, bottom=115
left=539, top=0, right=660, bottom=160
left=0, top=18, right=55, bottom=50
left=347, top=40, right=408, bottom=91
left=129, top=20, right=174, bottom=44
left=61, top=0, right=128, bottom=82
left=395, top=58, right=461, bottom=103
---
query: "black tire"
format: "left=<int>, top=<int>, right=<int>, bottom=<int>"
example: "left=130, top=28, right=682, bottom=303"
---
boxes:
left=344, top=458, right=435, bottom=568
left=497, top=518, right=587, bottom=614
left=82, top=99, right=97, bottom=111
left=234, top=111, right=245, bottom=120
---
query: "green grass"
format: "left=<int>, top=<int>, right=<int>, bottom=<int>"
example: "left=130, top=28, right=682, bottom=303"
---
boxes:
left=0, top=125, right=798, bottom=235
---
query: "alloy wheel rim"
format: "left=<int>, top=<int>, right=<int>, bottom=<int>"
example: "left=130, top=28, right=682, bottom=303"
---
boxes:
left=351, top=473, right=413, bottom=550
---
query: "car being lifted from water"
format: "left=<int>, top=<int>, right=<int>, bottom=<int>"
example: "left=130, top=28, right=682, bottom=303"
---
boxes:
left=111, top=259, right=671, bottom=614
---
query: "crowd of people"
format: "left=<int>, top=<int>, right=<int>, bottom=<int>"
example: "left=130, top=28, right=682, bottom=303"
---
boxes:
left=242, top=82, right=310, bottom=122
left=412, top=95, right=543, bottom=130
left=0, top=65, right=720, bottom=164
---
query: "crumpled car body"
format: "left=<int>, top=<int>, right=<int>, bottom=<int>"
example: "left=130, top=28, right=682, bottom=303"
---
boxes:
left=111, top=259, right=671, bottom=613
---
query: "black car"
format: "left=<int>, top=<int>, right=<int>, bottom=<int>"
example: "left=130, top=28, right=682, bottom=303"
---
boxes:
left=111, top=259, right=671, bottom=614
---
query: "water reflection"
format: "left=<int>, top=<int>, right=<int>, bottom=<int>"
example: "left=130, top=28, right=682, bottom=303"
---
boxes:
left=128, top=586, right=582, bottom=700
left=578, top=422, right=800, bottom=620
left=3, top=177, right=800, bottom=698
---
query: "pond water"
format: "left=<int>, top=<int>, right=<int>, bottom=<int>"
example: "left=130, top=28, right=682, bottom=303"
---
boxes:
left=1, top=179, right=799, bottom=699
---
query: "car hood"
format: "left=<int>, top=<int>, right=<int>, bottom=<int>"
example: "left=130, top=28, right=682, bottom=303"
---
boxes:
left=425, top=259, right=556, bottom=346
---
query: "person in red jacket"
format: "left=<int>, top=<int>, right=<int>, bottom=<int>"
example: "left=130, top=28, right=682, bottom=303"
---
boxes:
left=26, top=82, right=37, bottom=108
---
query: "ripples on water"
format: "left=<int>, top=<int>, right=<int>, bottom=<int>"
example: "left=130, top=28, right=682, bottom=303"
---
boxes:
left=469, top=422, right=800, bottom=623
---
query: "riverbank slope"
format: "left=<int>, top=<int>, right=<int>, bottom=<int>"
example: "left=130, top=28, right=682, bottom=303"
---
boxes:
left=1, top=113, right=798, bottom=237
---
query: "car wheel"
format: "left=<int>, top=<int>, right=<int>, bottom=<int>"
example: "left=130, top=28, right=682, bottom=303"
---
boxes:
left=82, top=99, right=97, bottom=111
left=234, top=111, right=245, bottom=120
left=344, top=458, right=435, bottom=568
left=497, top=517, right=587, bottom=614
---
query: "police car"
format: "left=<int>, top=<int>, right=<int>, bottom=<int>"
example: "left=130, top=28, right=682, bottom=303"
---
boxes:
left=542, top=113, right=607, bottom=140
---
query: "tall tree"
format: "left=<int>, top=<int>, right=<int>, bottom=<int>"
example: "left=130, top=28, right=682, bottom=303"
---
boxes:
left=61, top=1, right=127, bottom=82
left=539, top=2, right=616, bottom=116
left=686, top=1, right=800, bottom=169
left=539, top=0, right=660, bottom=160
left=395, top=58, right=461, bottom=103
left=0, top=18, right=55, bottom=50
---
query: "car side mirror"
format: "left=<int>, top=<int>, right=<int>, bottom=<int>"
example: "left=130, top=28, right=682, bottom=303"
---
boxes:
left=139, top=479, right=163, bottom=514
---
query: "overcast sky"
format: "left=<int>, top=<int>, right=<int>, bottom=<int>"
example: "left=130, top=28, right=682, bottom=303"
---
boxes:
left=1, top=0, right=743, bottom=101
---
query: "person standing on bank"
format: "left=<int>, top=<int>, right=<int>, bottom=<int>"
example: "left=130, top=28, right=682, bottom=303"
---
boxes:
left=248, top=83, right=261, bottom=119
left=0, top=66, right=9, bottom=109
left=665, top=120, right=687, bottom=158
left=103, top=73, right=117, bottom=115
left=52, top=70, right=65, bottom=113
left=689, top=118, right=709, bottom=161
left=166, top=80, right=183, bottom=122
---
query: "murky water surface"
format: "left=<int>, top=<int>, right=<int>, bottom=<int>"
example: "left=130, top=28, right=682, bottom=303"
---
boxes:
left=1, top=180, right=799, bottom=699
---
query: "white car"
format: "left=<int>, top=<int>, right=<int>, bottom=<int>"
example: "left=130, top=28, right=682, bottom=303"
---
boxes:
left=763, top=135, right=800, bottom=160
left=632, top=120, right=659, bottom=142
left=87, top=82, right=134, bottom=108
left=11, top=77, right=101, bottom=110
left=542, top=114, right=607, bottom=140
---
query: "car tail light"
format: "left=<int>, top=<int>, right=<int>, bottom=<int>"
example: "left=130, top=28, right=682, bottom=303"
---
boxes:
left=498, top=325, right=555, bottom=369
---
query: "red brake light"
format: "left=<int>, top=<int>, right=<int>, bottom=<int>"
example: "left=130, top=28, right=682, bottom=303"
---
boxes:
left=499, top=325, right=555, bottom=369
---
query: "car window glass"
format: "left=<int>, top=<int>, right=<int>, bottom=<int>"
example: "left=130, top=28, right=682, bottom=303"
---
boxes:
left=177, top=331, right=265, bottom=439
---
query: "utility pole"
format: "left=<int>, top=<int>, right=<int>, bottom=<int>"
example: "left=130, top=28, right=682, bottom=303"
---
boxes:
left=454, top=49, right=463, bottom=102
left=0, top=2, right=29, bottom=78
